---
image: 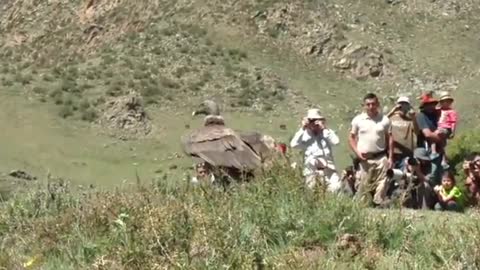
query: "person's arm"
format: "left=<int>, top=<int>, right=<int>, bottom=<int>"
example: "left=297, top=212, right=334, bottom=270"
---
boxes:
left=416, top=113, right=442, bottom=143
left=450, top=110, right=459, bottom=138
left=386, top=119, right=394, bottom=167
left=442, top=187, right=462, bottom=202
left=323, top=128, right=339, bottom=146
left=410, top=163, right=429, bottom=183
left=386, top=105, right=400, bottom=118
left=290, top=128, right=307, bottom=149
left=348, top=118, right=366, bottom=161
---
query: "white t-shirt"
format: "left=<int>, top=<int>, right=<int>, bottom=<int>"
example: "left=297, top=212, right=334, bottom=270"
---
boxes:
left=350, top=112, right=391, bottom=154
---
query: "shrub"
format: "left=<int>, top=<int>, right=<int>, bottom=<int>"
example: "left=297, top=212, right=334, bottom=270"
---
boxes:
left=58, top=105, right=73, bottom=118
left=446, top=129, right=480, bottom=178
left=80, top=108, right=97, bottom=122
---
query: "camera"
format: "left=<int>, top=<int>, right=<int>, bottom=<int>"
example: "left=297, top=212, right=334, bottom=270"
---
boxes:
left=386, top=168, right=416, bottom=182
left=406, top=157, right=418, bottom=166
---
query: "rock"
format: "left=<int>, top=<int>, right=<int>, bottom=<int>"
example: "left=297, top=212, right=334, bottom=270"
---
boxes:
left=8, top=170, right=37, bottom=181
left=334, top=58, right=351, bottom=69
left=336, top=233, right=362, bottom=256
left=96, top=92, right=152, bottom=140
left=279, top=124, right=287, bottom=130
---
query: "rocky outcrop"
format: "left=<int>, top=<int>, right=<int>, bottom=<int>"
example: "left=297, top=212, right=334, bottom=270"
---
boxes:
left=97, top=93, right=152, bottom=140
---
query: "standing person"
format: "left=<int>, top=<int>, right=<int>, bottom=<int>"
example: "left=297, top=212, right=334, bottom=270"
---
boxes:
left=349, top=93, right=394, bottom=207
left=290, top=108, right=341, bottom=192
left=386, top=96, right=417, bottom=169
left=415, top=92, right=444, bottom=186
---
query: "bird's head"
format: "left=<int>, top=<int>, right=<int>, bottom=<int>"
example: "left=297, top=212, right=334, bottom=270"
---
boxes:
left=192, top=100, right=220, bottom=117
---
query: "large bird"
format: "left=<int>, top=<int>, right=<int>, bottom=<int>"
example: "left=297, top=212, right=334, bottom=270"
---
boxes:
left=181, top=100, right=278, bottom=173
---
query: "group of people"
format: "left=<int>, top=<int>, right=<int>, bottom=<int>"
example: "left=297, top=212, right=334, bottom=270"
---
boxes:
left=290, top=91, right=479, bottom=212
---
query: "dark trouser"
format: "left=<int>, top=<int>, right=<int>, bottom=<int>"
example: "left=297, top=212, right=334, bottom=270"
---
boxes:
left=402, top=181, right=438, bottom=210
left=434, top=200, right=462, bottom=212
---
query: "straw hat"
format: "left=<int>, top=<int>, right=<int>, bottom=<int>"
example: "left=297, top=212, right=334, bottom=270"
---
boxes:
left=438, top=91, right=454, bottom=102
left=306, top=108, right=325, bottom=120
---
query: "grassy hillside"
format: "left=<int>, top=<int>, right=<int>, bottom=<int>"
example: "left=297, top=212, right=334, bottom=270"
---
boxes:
left=1, top=0, right=480, bottom=186
left=2, top=0, right=480, bottom=268
left=2, top=166, right=480, bottom=269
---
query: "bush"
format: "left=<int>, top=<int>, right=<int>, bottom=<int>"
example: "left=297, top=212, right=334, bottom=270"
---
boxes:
left=58, top=105, right=73, bottom=118
left=80, top=108, right=97, bottom=122
left=446, top=129, right=480, bottom=178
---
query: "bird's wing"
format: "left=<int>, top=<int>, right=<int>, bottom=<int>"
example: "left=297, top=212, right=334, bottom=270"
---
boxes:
left=181, top=126, right=262, bottom=170
left=237, top=131, right=275, bottom=160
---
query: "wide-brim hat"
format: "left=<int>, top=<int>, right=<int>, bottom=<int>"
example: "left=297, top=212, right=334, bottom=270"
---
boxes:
left=414, top=148, right=430, bottom=161
left=306, top=108, right=325, bottom=120
left=438, top=91, right=454, bottom=102
left=396, top=96, right=410, bottom=104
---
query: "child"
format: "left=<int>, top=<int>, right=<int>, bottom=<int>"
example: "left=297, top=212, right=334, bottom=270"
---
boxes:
left=433, top=91, right=458, bottom=166
left=433, top=171, right=465, bottom=212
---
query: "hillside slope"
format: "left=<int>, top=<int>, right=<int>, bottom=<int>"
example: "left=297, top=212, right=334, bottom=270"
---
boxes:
left=0, top=0, right=480, bottom=184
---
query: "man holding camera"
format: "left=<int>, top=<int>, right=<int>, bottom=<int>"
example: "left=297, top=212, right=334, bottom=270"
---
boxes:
left=290, top=108, right=341, bottom=192
left=349, top=93, right=394, bottom=207
left=389, top=147, right=438, bottom=209
left=463, top=153, right=480, bottom=206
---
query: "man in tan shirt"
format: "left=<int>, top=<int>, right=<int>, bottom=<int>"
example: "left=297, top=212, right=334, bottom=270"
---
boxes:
left=387, top=96, right=417, bottom=169
left=349, top=93, right=394, bottom=206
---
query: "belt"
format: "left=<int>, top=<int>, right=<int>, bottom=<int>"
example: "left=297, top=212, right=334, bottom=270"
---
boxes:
left=364, top=150, right=387, bottom=160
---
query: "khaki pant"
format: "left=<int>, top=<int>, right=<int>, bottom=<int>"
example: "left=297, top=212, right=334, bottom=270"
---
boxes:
left=305, top=169, right=341, bottom=192
left=356, top=156, right=390, bottom=205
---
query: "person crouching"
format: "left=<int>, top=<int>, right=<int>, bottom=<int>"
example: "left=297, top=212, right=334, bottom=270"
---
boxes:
left=433, top=171, right=465, bottom=212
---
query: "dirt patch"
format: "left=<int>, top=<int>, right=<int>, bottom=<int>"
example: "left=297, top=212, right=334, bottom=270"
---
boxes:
left=96, top=93, right=153, bottom=140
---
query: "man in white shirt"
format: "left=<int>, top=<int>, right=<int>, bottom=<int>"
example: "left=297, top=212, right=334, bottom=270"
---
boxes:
left=290, top=108, right=341, bottom=192
left=349, top=93, right=393, bottom=206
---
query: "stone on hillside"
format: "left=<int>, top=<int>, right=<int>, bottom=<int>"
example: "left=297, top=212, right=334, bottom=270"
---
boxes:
left=334, top=44, right=385, bottom=79
left=97, top=93, right=152, bottom=140
left=8, top=170, right=36, bottom=181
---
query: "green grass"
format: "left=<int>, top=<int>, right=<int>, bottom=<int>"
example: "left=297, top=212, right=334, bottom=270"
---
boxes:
left=1, top=0, right=480, bottom=268
left=1, top=165, right=480, bottom=269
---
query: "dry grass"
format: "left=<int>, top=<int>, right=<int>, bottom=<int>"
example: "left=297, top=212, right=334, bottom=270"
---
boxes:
left=1, top=164, right=480, bottom=269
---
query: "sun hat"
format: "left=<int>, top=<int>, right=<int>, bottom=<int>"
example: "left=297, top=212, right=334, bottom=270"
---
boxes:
left=438, top=91, right=454, bottom=102
left=414, top=148, right=430, bottom=161
left=306, top=108, right=325, bottom=120
left=396, top=96, right=410, bottom=104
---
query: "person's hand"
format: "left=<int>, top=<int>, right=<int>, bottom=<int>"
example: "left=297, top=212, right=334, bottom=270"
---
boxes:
left=356, top=151, right=367, bottom=161
left=463, top=161, right=471, bottom=171
left=314, top=119, right=325, bottom=129
left=387, top=158, right=394, bottom=169
left=434, top=185, right=442, bottom=193
left=315, top=159, right=326, bottom=170
left=301, top=117, right=309, bottom=129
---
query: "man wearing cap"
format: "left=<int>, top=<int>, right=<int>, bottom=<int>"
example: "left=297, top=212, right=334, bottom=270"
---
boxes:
left=415, top=91, right=444, bottom=186
left=386, top=96, right=417, bottom=169
left=349, top=93, right=394, bottom=206
left=290, top=108, right=341, bottom=192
